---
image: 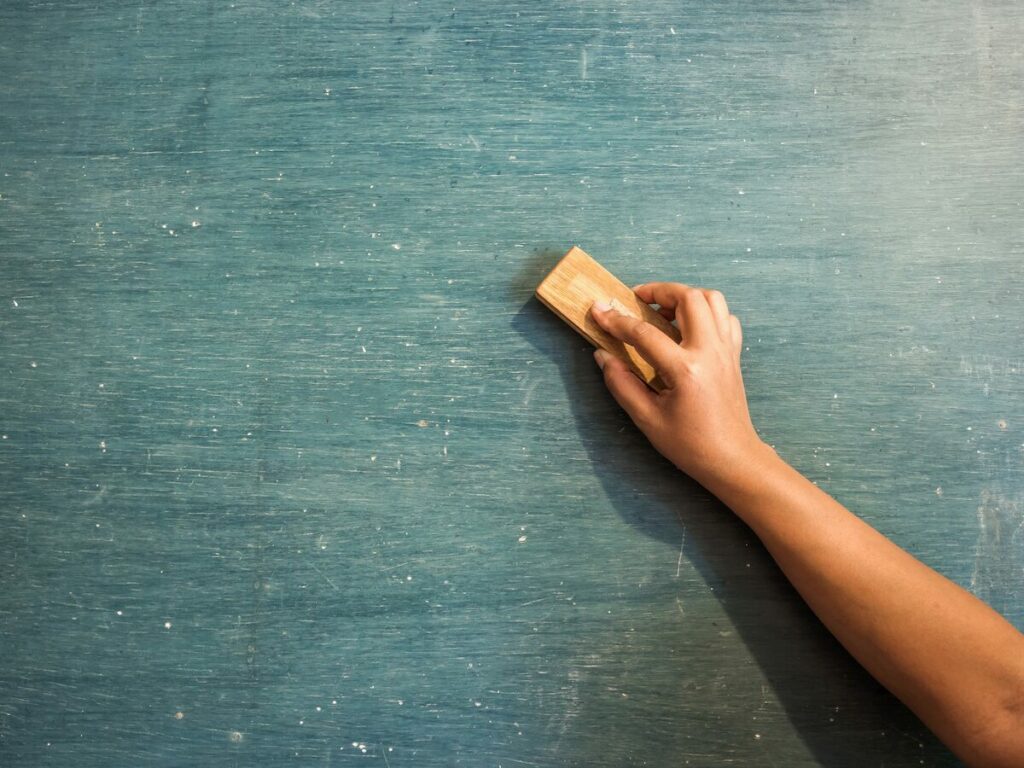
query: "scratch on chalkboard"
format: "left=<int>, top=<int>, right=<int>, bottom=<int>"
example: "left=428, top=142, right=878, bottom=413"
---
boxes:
left=522, top=377, right=540, bottom=406
left=309, top=562, right=339, bottom=592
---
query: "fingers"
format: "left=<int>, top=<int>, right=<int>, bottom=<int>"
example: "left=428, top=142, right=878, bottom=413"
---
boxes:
left=634, top=283, right=740, bottom=345
left=729, top=314, right=742, bottom=350
left=730, top=314, right=743, bottom=359
left=631, top=283, right=716, bottom=346
left=593, top=349, right=657, bottom=426
left=702, top=289, right=731, bottom=340
left=591, top=301, right=684, bottom=385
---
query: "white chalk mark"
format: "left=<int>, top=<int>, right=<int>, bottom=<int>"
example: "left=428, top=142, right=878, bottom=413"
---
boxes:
left=675, top=531, right=686, bottom=577
left=517, top=596, right=547, bottom=607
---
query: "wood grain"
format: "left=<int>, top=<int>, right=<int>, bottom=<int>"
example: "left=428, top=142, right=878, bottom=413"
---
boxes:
left=536, top=246, right=681, bottom=390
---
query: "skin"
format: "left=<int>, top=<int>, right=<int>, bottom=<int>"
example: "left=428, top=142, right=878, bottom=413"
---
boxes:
left=589, top=284, right=1024, bottom=768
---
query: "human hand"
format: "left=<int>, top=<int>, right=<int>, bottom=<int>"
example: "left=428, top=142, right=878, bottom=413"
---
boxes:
left=590, top=284, right=765, bottom=486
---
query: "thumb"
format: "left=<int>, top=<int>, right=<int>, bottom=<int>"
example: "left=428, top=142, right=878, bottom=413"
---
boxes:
left=594, top=349, right=657, bottom=426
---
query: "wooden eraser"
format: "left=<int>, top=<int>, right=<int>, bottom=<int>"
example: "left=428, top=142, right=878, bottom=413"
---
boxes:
left=535, top=246, right=680, bottom=390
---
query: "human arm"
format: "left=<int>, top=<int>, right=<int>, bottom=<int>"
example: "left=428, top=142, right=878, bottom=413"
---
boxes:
left=589, top=285, right=1024, bottom=768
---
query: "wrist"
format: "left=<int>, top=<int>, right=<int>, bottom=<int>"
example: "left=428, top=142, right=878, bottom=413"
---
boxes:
left=692, top=436, right=784, bottom=505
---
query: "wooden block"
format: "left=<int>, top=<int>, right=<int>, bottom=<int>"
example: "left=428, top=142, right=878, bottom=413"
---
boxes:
left=535, top=246, right=680, bottom=390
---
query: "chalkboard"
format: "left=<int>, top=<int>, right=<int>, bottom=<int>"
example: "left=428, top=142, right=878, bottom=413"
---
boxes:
left=1, top=2, right=1020, bottom=766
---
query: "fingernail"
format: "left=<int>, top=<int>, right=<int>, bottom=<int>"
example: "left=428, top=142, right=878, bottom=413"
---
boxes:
left=594, top=349, right=610, bottom=369
left=592, top=300, right=613, bottom=314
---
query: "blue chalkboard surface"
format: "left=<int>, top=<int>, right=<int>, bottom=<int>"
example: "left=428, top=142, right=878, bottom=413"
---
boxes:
left=1, top=2, right=1021, bottom=766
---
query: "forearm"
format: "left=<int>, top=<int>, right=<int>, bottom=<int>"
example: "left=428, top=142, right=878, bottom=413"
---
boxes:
left=587, top=287, right=1024, bottom=765
left=701, top=442, right=1024, bottom=768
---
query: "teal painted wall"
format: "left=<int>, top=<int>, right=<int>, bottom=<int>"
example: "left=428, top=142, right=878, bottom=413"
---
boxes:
left=1, top=2, right=1021, bottom=765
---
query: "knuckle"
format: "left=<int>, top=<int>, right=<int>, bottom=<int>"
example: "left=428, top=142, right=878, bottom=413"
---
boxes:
left=683, top=287, right=703, bottom=303
left=708, top=289, right=726, bottom=304
left=629, top=319, right=651, bottom=339
left=634, top=411, right=657, bottom=431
